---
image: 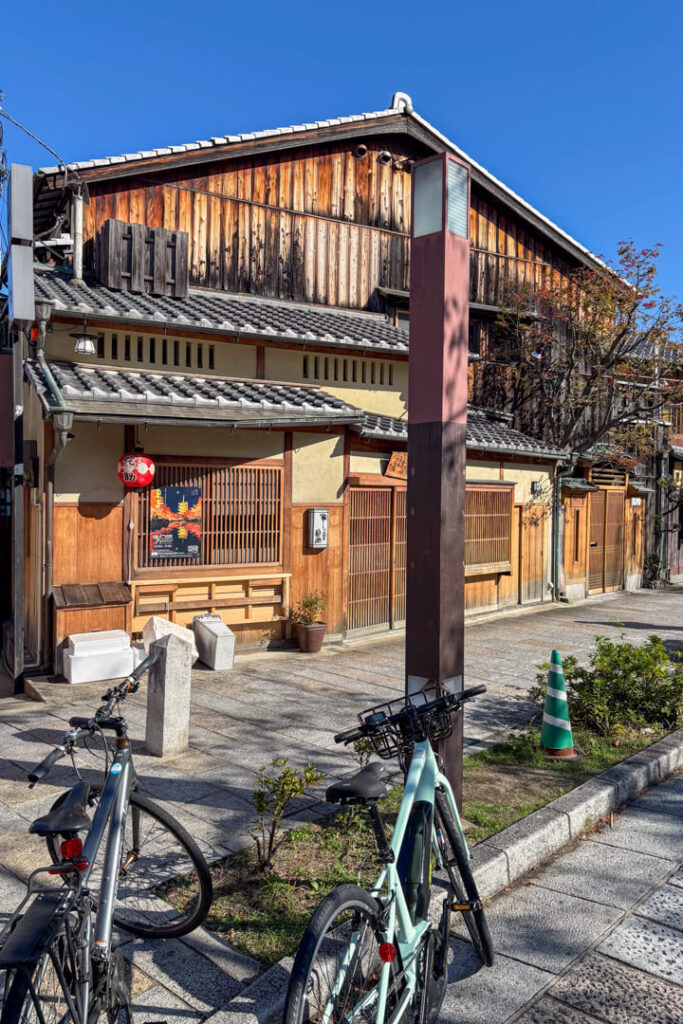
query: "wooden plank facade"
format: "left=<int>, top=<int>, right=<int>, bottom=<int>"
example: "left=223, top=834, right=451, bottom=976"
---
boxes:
left=78, top=139, right=575, bottom=315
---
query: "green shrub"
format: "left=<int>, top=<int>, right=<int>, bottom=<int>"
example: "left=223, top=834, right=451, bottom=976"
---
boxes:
left=251, top=758, right=324, bottom=872
left=530, top=634, right=683, bottom=736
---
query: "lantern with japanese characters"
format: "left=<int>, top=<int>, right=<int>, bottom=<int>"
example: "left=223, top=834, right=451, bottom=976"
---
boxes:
left=118, top=453, right=155, bottom=488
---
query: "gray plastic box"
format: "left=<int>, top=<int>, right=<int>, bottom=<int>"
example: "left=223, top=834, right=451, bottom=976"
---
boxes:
left=193, top=614, right=235, bottom=671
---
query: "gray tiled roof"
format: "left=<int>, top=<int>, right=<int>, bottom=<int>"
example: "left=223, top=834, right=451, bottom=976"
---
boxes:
left=355, top=410, right=566, bottom=460
left=670, top=446, right=683, bottom=461
left=35, top=271, right=408, bottom=353
left=561, top=478, right=598, bottom=492
left=25, top=359, right=364, bottom=428
left=38, top=109, right=401, bottom=175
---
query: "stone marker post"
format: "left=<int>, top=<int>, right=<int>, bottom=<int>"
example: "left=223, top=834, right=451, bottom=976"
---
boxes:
left=145, top=633, right=192, bottom=757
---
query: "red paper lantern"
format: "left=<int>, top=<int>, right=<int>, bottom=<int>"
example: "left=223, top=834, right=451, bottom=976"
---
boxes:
left=118, top=453, right=155, bottom=488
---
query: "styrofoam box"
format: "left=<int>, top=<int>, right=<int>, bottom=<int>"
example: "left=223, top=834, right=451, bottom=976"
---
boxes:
left=63, top=647, right=135, bottom=685
left=193, top=614, right=235, bottom=671
left=67, top=630, right=131, bottom=656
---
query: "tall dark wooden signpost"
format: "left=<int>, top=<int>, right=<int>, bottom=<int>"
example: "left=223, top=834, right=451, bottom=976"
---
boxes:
left=406, top=153, right=470, bottom=807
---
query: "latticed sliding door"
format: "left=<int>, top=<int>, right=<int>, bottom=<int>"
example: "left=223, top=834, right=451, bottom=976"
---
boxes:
left=588, top=491, right=606, bottom=592
left=393, top=489, right=407, bottom=625
left=604, top=491, right=625, bottom=590
left=347, top=489, right=392, bottom=631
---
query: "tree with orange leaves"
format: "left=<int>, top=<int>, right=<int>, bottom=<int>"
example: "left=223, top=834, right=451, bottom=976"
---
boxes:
left=472, top=241, right=683, bottom=466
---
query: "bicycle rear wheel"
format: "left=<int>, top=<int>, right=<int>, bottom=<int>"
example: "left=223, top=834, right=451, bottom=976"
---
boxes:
left=1, top=935, right=78, bottom=1024
left=434, top=790, right=493, bottom=967
left=46, top=791, right=212, bottom=939
left=284, top=884, right=411, bottom=1024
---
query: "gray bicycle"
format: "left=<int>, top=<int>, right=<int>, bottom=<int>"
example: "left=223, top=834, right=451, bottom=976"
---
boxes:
left=0, top=652, right=212, bottom=1024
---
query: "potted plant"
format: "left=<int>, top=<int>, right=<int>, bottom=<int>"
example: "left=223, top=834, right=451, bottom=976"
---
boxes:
left=292, top=591, right=327, bottom=653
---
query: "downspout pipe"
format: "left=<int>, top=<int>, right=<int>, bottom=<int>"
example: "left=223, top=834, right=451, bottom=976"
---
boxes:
left=34, top=303, right=74, bottom=668
left=71, top=190, right=84, bottom=284
left=551, top=455, right=575, bottom=602
left=42, top=417, right=73, bottom=669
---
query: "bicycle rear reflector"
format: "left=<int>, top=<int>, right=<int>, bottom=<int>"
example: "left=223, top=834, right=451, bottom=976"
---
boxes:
left=49, top=837, right=89, bottom=873
left=60, top=838, right=83, bottom=859
left=379, top=942, right=397, bottom=962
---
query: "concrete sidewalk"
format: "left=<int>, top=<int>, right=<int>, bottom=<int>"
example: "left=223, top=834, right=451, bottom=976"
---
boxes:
left=6, top=585, right=683, bottom=870
left=441, top=767, right=683, bottom=1024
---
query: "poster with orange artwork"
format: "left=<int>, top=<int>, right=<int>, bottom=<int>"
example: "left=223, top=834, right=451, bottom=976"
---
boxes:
left=150, top=487, right=202, bottom=558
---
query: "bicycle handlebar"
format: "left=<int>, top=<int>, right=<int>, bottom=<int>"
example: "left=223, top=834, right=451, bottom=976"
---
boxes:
left=28, top=745, right=68, bottom=784
left=27, top=649, right=161, bottom=784
left=333, top=683, right=487, bottom=745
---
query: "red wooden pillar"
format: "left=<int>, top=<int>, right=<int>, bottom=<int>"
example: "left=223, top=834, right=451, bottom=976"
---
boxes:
left=406, top=153, right=470, bottom=807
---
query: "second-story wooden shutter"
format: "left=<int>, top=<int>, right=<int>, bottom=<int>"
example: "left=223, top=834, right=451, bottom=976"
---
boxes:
left=96, top=219, right=189, bottom=298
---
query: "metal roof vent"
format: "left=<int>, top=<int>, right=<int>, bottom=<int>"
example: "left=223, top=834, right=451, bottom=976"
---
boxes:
left=390, top=92, right=413, bottom=114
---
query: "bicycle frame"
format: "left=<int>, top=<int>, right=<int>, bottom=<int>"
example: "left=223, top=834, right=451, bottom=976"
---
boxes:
left=67, top=741, right=135, bottom=1018
left=326, top=738, right=468, bottom=1024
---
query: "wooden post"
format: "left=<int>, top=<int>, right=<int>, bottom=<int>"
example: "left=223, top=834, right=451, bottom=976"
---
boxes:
left=406, top=153, right=471, bottom=808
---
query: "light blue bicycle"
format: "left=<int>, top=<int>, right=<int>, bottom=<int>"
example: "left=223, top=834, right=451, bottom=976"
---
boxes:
left=284, top=684, right=493, bottom=1024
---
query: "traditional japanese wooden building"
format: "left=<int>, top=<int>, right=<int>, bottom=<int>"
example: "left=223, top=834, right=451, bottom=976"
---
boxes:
left=15, top=93, right=646, bottom=671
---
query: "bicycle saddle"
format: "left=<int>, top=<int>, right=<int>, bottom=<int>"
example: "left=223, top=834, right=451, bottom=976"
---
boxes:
left=326, top=764, right=388, bottom=804
left=30, top=782, right=92, bottom=836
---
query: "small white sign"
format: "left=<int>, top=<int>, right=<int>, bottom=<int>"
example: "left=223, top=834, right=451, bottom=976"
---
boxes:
left=631, top=497, right=642, bottom=507
left=308, top=508, right=329, bottom=549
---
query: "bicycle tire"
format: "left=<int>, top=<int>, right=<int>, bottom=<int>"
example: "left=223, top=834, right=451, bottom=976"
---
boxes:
left=284, top=883, right=413, bottom=1024
left=1, top=934, right=78, bottom=1024
left=46, top=791, right=212, bottom=939
left=434, top=790, right=494, bottom=967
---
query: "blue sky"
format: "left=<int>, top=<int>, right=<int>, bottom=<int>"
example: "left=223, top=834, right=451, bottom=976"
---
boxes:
left=3, top=0, right=682, bottom=297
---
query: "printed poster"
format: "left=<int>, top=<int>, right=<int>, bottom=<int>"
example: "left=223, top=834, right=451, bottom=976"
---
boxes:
left=150, top=486, right=202, bottom=558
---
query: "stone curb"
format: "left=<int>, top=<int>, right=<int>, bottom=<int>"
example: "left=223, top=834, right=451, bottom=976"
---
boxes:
left=202, top=726, right=683, bottom=1024
left=466, top=725, right=683, bottom=901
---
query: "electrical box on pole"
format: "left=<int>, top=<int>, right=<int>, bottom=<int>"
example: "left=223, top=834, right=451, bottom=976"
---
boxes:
left=405, top=152, right=471, bottom=808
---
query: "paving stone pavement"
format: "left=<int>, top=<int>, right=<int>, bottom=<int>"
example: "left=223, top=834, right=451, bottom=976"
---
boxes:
left=0, top=586, right=682, bottom=1018
left=442, top=769, right=683, bottom=1024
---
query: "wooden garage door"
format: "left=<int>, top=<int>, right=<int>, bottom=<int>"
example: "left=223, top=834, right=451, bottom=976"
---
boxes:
left=588, top=490, right=625, bottom=593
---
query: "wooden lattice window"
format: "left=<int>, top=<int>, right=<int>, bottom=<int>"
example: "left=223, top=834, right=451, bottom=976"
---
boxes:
left=465, top=485, right=514, bottom=571
left=591, top=466, right=627, bottom=488
left=136, top=460, right=282, bottom=569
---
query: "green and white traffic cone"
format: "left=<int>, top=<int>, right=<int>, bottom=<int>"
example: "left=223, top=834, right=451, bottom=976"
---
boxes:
left=540, top=650, right=575, bottom=758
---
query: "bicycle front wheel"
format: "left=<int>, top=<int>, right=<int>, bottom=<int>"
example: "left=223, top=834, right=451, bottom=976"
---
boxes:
left=284, top=884, right=411, bottom=1024
left=434, top=790, right=493, bottom=967
left=46, top=791, right=212, bottom=939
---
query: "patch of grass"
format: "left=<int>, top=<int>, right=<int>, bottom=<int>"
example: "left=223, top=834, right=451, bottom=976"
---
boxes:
left=460, top=726, right=664, bottom=842
left=167, top=725, right=665, bottom=966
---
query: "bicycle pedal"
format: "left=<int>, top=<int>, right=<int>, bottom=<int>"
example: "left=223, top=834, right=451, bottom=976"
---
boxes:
left=451, top=899, right=481, bottom=913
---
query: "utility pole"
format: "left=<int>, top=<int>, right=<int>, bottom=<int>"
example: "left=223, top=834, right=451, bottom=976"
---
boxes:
left=405, top=153, right=471, bottom=808
left=6, top=164, right=35, bottom=686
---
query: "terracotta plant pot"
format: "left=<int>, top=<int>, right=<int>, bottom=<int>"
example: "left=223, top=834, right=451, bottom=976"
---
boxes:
left=295, top=622, right=327, bottom=653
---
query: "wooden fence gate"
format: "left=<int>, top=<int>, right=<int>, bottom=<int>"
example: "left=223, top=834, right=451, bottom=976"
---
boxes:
left=347, top=488, right=406, bottom=632
left=588, top=489, right=625, bottom=593
left=519, top=509, right=546, bottom=604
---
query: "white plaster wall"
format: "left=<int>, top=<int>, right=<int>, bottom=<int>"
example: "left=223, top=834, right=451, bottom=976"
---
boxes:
left=292, top=433, right=345, bottom=503
left=139, top=426, right=284, bottom=460
left=55, top=422, right=125, bottom=502
left=265, top=348, right=407, bottom=418
left=349, top=452, right=389, bottom=475
left=46, top=327, right=256, bottom=378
